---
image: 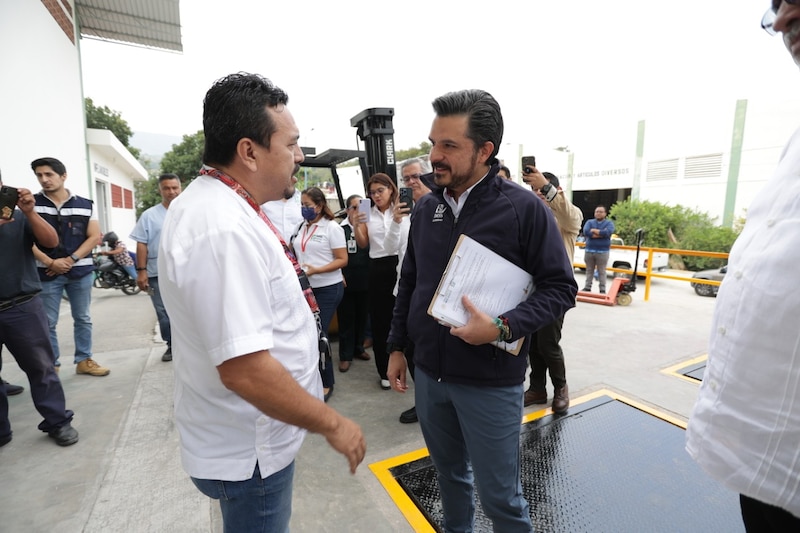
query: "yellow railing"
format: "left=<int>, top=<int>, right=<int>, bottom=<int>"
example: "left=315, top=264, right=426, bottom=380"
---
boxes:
left=574, top=243, right=729, bottom=301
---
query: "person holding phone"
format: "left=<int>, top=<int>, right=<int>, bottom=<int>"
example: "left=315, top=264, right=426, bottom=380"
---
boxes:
left=392, top=158, right=432, bottom=423
left=0, top=169, right=79, bottom=447
left=336, top=195, right=372, bottom=373
left=291, top=187, right=347, bottom=402
left=353, top=173, right=408, bottom=390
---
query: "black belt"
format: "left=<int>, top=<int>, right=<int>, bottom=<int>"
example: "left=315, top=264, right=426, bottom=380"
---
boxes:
left=0, top=294, right=35, bottom=312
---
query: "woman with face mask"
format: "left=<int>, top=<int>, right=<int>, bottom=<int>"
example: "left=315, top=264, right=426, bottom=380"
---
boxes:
left=291, top=187, right=348, bottom=402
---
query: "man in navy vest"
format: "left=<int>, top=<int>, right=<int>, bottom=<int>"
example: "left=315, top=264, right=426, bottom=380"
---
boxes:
left=31, top=157, right=108, bottom=376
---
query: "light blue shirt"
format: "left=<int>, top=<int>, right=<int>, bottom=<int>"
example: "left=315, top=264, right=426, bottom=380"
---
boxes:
left=130, top=203, right=167, bottom=277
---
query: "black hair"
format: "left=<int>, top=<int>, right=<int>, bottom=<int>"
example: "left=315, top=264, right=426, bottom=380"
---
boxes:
left=159, top=173, right=180, bottom=183
left=202, top=72, right=289, bottom=167
left=431, top=89, right=503, bottom=162
left=542, top=171, right=560, bottom=188
left=302, top=187, right=335, bottom=220
left=31, top=157, right=67, bottom=175
left=366, top=173, right=399, bottom=205
left=345, top=193, right=362, bottom=208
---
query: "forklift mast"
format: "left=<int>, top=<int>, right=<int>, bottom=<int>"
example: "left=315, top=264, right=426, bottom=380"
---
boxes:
left=350, top=107, right=397, bottom=185
left=297, top=107, right=396, bottom=210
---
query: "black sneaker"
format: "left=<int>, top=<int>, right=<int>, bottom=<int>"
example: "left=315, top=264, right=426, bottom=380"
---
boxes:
left=162, top=347, right=172, bottom=362
left=48, top=423, right=79, bottom=446
left=0, top=433, right=11, bottom=447
left=399, top=406, right=418, bottom=424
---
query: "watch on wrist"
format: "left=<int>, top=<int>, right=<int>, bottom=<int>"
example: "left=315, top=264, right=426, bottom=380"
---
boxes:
left=69, top=253, right=80, bottom=262
left=136, top=267, right=147, bottom=271
left=541, top=183, right=558, bottom=202
left=387, top=343, right=406, bottom=355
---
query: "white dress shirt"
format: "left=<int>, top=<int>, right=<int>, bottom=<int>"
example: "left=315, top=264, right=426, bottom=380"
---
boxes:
left=686, top=127, right=800, bottom=518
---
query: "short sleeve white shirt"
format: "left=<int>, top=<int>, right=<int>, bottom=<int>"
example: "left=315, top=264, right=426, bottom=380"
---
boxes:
left=291, top=217, right=346, bottom=288
left=261, top=190, right=303, bottom=243
left=159, top=175, right=320, bottom=482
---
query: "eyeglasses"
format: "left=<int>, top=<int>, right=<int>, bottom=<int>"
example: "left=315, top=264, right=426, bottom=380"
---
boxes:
left=368, top=187, right=387, bottom=196
left=762, top=0, right=799, bottom=35
left=401, top=173, right=422, bottom=184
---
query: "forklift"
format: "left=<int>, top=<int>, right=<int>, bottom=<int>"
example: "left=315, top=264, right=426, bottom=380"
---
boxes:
left=298, top=107, right=398, bottom=208
left=576, top=228, right=645, bottom=307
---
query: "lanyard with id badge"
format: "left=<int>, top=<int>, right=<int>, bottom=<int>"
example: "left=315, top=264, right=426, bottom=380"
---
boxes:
left=199, top=167, right=332, bottom=369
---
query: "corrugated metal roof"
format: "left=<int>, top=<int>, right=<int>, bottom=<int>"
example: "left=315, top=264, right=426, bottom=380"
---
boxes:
left=77, top=0, right=182, bottom=52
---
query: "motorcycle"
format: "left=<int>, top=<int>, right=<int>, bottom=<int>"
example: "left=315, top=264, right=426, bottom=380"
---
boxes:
left=93, top=254, right=141, bottom=295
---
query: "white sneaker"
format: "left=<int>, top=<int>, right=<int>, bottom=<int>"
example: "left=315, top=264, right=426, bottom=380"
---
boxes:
left=380, top=379, right=391, bottom=390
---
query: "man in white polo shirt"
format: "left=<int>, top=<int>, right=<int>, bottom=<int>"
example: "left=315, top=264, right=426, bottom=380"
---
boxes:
left=159, top=72, right=365, bottom=532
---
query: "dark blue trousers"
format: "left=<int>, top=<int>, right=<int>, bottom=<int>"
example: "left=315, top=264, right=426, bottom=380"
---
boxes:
left=0, top=296, right=73, bottom=438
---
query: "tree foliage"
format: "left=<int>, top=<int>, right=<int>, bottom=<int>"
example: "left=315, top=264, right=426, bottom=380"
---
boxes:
left=160, top=130, right=205, bottom=181
left=135, top=130, right=205, bottom=216
left=608, top=199, right=740, bottom=270
left=396, top=142, right=431, bottom=162
left=85, top=98, right=140, bottom=159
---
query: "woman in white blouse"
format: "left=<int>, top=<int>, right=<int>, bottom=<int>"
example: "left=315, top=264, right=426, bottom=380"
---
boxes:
left=292, top=187, right=347, bottom=402
left=353, top=173, right=410, bottom=390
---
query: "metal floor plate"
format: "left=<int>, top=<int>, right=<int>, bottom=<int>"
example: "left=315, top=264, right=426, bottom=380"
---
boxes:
left=372, top=392, right=743, bottom=533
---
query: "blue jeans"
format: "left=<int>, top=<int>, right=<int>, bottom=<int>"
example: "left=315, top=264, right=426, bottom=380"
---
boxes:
left=416, top=369, right=533, bottom=533
left=121, top=264, right=137, bottom=280
left=192, top=461, right=294, bottom=533
left=39, top=273, right=94, bottom=366
left=313, top=282, right=344, bottom=388
left=148, top=277, right=171, bottom=347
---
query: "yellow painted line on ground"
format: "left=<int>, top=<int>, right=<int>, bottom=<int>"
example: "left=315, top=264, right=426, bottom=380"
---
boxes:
left=370, top=388, right=689, bottom=531
left=661, top=354, right=708, bottom=385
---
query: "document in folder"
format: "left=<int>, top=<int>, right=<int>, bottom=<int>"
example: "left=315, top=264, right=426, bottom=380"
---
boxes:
left=427, top=234, right=534, bottom=355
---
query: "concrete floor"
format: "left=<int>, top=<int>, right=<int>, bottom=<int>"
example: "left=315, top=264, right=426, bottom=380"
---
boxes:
left=0, top=270, right=720, bottom=532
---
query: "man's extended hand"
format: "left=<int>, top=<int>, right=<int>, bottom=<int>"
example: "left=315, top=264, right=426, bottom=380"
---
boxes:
left=324, top=415, right=367, bottom=474
left=449, top=295, right=499, bottom=346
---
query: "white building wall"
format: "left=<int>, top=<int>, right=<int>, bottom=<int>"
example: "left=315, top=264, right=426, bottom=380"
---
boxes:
left=560, top=97, right=800, bottom=224
left=0, top=0, right=89, bottom=197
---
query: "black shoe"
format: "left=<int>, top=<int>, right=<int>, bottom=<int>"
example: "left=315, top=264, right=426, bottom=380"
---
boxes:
left=323, top=386, right=334, bottom=403
left=2, top=380, right=24, bottom=396
left=0, top=433, right=11, bottom=447
left=162, top=347, right=172, bottom=362
left=48, top=423, right=79, bottom=446
left=399, top=406, right=418, bottom=424
left=582, top=287, right=591, bottom=292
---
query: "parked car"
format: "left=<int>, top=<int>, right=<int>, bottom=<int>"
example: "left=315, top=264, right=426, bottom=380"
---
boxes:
left=691, top=265, right=727, bottom=297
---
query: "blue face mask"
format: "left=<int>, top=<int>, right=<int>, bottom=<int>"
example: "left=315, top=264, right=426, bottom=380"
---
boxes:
left=301, top=206, right=318, bottom=221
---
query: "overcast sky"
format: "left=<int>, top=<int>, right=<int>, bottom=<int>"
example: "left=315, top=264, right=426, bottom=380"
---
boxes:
left=80, top=0, right=800, bottom=168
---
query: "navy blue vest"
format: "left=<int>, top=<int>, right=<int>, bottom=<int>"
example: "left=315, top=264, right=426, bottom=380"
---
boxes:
left=34, top=192, right=95, bottom=280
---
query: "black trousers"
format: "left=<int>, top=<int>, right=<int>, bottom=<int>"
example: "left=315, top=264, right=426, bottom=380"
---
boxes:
left=336, top=289, right=369, bottom=362
left=740, top=494, right=800, bottom=532
left=0, top=296, right=73, bottom=437
left=368, top=256, right=397, bottom=380
left=527, top=315, right=566, bottom=391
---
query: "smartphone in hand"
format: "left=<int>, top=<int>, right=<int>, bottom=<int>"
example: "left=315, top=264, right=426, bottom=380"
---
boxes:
left=0, top=185, right=19, bottom=220
left=358, top=198, right=371, bottom=222
left=521, top=156, right=537, bottom=175
left=399, top=187, right=414, bottom=211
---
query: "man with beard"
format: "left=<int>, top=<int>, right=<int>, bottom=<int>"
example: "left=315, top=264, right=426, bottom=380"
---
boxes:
left=158, top=72, right=365, bottom=532
left=686, top=3, right=800, bottom=530
left=387, top=89, right=577, bottom=531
